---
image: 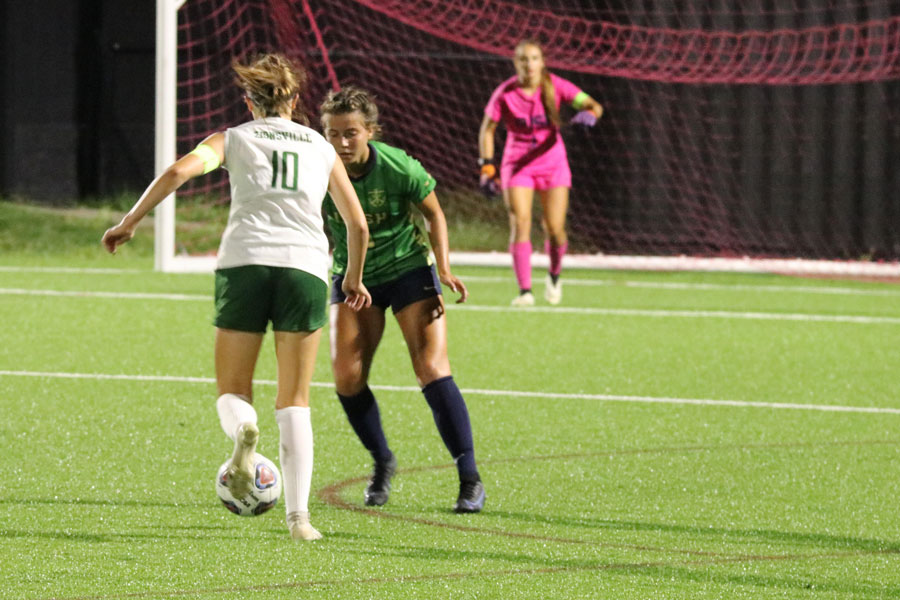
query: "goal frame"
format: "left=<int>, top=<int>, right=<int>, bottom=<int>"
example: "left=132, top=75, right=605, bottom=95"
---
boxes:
left=153, top=0, right=186, bottom=272
left=153, top=0, right=900, bottom=279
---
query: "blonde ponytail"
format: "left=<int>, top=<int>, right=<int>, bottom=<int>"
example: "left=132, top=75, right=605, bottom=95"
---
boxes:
left=540, top=69, right=560, bottom=127
left=232, top=53, right=308, bottom=123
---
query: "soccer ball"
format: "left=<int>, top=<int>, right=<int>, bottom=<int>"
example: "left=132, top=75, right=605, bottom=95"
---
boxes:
left=215, top=453, right=282, bottom=516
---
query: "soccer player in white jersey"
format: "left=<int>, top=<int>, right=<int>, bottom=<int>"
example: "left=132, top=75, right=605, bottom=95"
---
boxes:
left=102, top=53, right=371, bottom=541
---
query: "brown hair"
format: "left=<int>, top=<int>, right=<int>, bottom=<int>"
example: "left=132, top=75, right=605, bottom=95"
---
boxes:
left=232, top=53, right=308, bottom=124
left=515, top=40, right=560, bottom=127
left=319, top=86, right=383, bottom=138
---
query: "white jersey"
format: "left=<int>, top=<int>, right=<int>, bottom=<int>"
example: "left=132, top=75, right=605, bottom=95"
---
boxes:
left=216, top=117, right=336, bottom=282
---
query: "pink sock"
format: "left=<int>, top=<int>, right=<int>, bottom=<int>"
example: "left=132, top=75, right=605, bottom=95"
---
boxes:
left=510, top=241, right=532, bottom=291
left=544, top=240, right=568, bottom=277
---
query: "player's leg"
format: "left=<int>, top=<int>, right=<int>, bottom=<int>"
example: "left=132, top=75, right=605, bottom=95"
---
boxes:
left=215, top=329, right=264, bottom=499
left=271, top=267, right=328, bottom=541
left=329, top=286, right=394, bottom=506
left=539, top=185, right=570, bottom=305
left=331, top=303, right=394, bottom=505
left=393, top=275, right=484, bottom=513
left=504, top=185, right=536, bottom=306
left=274, top=328, right=323, bottom=540
left=213, top=266, right=269, bottom=499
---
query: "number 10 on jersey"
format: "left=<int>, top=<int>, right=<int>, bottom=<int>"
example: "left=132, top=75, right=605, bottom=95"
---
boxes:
left=271, top=150, right=298, bottom=191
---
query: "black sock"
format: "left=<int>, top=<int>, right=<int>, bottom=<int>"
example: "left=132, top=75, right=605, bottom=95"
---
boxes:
left=337, top=386, right=392, bottom=463
left=422, top=376, right=479, bottom=481
left=549, top=273, right=559, bottom=285
left=520, top=288, right=532, bottom=295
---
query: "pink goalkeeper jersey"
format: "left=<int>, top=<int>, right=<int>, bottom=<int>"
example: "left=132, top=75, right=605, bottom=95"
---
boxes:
left=484, top=73, right=583, bottom=169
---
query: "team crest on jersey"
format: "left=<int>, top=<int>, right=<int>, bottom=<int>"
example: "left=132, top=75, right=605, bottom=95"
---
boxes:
left=368, top=189, right=387, bottom=207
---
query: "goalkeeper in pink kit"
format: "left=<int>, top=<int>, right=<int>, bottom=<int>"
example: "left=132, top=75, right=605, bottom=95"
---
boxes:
left=478, top=40, right=603, bottom=306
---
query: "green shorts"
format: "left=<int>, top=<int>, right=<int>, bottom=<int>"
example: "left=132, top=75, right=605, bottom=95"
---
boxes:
left=214, top=265, right=328, bottom=333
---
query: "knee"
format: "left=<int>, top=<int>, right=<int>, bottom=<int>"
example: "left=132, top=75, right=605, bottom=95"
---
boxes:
left=332, top=362, right=366, bottom=396
left=412, top=358, right=449, bottom=388
left=512, top=213, right=530, bottom=230
left=543, top=216, right=564, bottom=234
left=543, top=221, right=566, bottom=243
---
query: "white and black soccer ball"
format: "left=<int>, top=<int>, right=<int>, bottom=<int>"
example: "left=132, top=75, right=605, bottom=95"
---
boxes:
left=215, top=453, right=282, bottom=516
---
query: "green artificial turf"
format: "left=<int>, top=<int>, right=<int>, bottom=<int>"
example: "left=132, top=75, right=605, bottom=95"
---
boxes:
left=1, top=203, right=900, bottom=599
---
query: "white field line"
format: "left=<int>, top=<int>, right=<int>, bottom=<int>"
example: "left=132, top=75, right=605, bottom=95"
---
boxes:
left=451, top=304, right=900, bottom=324
left=449, top=251, right=900, bottom=277
left=24, top=251, right=896, bottom=276
left=0, top=266, right=143, bottom=274
left=1, top=369, right=898, bottom=415
left=2, top=287, right=898, bottom=324
left=3, top=265, right=897, bottom=297
left=461, top=275, right=900, bottom=297
left=0, top=288, right=208, bottom=301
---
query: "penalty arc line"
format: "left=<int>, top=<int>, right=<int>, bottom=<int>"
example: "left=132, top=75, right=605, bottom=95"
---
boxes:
left=1, top=369, right=899, bottom=415
left=41, top=435, right=900, bottom=600
left=318, top=439, right=900, bottom=553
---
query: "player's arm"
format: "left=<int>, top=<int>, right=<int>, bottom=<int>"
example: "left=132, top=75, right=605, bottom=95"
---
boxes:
left=416, top=191, right=467, bottom=303
left=328, top=158, right=372, bottom=310
left=477, top=115, right=500, bottom=197
left=102, top=133, right=225, bottom=254
left=572, top=91, right=603, bottom=123
left=478, top=114, right=498, bottom=163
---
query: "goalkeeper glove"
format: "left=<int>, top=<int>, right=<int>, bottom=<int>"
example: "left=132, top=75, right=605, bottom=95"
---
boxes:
left=478, top=159, right=501, bottom=198
left=571, top=110, right=598, bottom=128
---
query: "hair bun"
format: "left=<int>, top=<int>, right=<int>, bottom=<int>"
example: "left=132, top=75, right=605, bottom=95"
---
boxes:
left=232, top=53, right=308, bottom=121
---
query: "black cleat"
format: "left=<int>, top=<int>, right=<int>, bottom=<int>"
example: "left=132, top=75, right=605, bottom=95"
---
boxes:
left=454, top=478, right=485, bottom=513
left=364, top=454, right=397, bottom=506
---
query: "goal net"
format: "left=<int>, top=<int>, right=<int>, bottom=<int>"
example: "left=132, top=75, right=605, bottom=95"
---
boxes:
left=158, top=0, right=900, bottom=277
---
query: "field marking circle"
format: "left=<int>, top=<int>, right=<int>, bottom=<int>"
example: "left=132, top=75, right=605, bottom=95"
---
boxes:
left=319, top=439, right=900, bottom=557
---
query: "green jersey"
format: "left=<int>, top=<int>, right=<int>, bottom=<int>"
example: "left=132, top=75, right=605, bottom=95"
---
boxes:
left=325, top=141, right=437, bottom=286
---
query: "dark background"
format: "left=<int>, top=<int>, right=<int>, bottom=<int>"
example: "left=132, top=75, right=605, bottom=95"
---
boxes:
left=2, top=0, right=898, bottom=260
left=1, top=0, right=155, bottom=203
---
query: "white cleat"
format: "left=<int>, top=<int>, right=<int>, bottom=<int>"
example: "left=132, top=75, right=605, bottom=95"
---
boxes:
left=510, top=291, right=535, bottom=307
left=225, top=422, right=259, bottom=499
left=287, top=511, right=322, bottom=541
left=544, top=275, right=562, bottom=305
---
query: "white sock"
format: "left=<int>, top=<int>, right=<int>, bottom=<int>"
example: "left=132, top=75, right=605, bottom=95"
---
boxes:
left=216, top=393, right=257, bottom=441
left=276, top=406, right=314, bottom=514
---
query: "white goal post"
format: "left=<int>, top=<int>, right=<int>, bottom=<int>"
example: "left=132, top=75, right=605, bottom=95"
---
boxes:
left=153, top=0, right=184, bottom=273
left=153, top=1, right=900, bottom=279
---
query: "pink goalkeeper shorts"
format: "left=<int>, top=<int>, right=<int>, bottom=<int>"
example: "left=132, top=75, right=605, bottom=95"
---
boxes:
left=501, top=138, right=572, bottom=191
left=502, top=160, right=572, bottom=191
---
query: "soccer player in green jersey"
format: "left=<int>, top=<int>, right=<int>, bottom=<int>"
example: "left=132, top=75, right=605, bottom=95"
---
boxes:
left=321, top=87, right=485, bottom=512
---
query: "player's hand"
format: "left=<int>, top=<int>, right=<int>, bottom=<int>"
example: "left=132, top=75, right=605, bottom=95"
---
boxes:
left=571, top=110, right=597, bottom=128
left=101, top=222, right=136, bottom=254
left=439, top=270, right=468, bottom=304
left=341, top=280, right=372, bottom=311
left=479, top=164, right=501, bottom=199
